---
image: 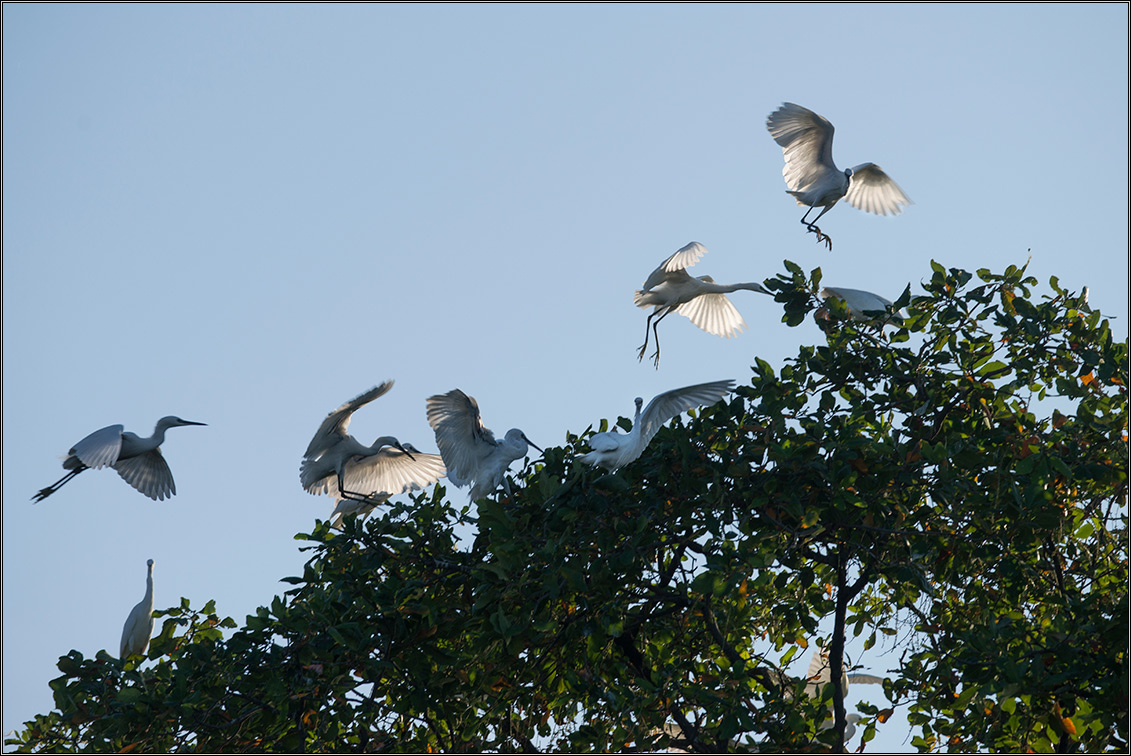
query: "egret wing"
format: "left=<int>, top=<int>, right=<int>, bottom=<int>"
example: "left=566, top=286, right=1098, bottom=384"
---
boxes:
left=71, top=424, right=124, bottom=469
left=305, top=381, right=395, bottom=458
left=637, top=379, right=735, bottom=445
left=340, top=448, right=446, bottom=499
left=113, top=449, right=176, bottom=501
left=676, top=292, right=746, bottom=338
left=844, top=163, right=911, bottom=216
left=586, top=431, right=623, bottom=454
left=767, top=103, right=838, bottom=192
left=846, top=673, right=885, bottom=686
left=426, top=390, right=497, bottom=488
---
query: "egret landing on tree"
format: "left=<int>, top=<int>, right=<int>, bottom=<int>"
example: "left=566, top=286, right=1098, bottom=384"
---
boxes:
left=766, top=102, right=911, bottom=250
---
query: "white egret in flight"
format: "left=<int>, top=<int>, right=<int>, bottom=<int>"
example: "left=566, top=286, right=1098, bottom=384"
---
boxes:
left=576, top=379, right=735, bottom=471
left=766, top=102, right=911, bottom=250
left=635, top=242, right=771, bottom=368
left=301, top=381, right=441, bottom=508
left=120, top=558, right=155, bottom=659
left=426, top=389, right=543, bottom=500
left=33, top=416, right=206, bottom=502
left=819, top=287, right=904, bottom=324
left=325, top=443, right=446, bottom=528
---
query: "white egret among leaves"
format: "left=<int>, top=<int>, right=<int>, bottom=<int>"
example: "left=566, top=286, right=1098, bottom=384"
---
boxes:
left=634, top=242, right=770, bottom=368
left=426, top=389, right=543, bottom=500
left=120, top=558, right=155, bottom=659
left=577, top=379, right=736, bottom=471
left=301, top=382, right=445, bottom=515
left=800, top=646, right=885, bottom=743
left=33, top=416, right=206, bottom=502
left=819, top=287, right=903, bottom=324
left=766, top=102, right=911, bottom=250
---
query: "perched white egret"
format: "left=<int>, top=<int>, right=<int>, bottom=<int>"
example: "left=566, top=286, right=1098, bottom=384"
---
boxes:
left=819, top=287, right=904, bottom=324
left=576, top=379, right=736, bottom=471
left=120, top=558, right=155, bottom=659
left=766, top=102, right=911, bottom=250
left=325, top=443, right=446, bottom=527
left=635, top=242, right=771, bottom=368
left=426, top=389, right=543, bottom=500
left=33, top=416, right=206, bottom=502
left=801, top=646, right=885, bottom=743
left=301, top=381, right=441, bottom=509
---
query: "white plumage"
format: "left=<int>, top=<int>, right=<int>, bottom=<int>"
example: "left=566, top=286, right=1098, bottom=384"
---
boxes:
left=426, top=389, right=542, bottom=500
left=577, top=379, right=735, bottom=471
left=820, top=287, right=904, bottom=324
left=33, top=416, right=206, bottom=502
left=301, top=381, right=446, bottom=520
left=120, top=559, right=155, bottom=659
left=634, top=242, right=771, bottom=367
left=767, top=102, right=911, bottom=250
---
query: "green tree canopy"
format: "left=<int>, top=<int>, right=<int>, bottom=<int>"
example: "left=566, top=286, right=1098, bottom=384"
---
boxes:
left=9, top=261, right=1127, bottom=754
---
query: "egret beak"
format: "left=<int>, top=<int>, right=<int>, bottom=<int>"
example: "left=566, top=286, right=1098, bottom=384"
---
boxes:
left=181, top=420, right=207, bottom=426
left=394, top=441, right=416, bottom=460
left=524, top=436, right=544, bottom=454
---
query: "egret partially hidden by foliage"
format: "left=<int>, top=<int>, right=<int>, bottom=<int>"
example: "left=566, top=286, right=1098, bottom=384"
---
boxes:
left=800, top=646, right=885, bottom=743
left=576, top=379, right=735, bottom=470
left=426, top=389, right=543, bottom=500
left=326, top=443, right=445, bottom=528
left=819, top=286, right=904, bottom=324
left=119, top=559, right=155, bottom=659
left=301, top=382, right=444, bottom=515
left=766, top=102, right=911, bottom=250
left=33, top=416, right=206, bottom=503
left=634, top=242, right=771, bottom=368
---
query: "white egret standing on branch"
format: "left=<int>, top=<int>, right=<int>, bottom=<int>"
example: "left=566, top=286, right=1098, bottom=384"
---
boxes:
left=426, top=389, right=543, bottom=500
left=120, top=558, right=155, bottom=659
left=33, top=416, right=206, bottom=502
left=635, top=242, right=771, bottom=368
left=766, top=102, right=911, bottom=250
left=577, top=379, right=736, bottom=471
left=301, top=381, right=441, bottom=508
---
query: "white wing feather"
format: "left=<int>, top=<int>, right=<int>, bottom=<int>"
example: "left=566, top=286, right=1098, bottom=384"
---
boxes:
left=305, top=381, right=395, bottom=459
left=113, top=450, right=176, bottom=501
left=71, top=424, right=124, bottom=469
left=637, top=379, right=735, bottom=447
left=766, top=102, right=838, bottom=193
left=426, top=390, right=497, bottom=489
left=676, top=292, right=746, bottom=338
left=844, top=163, right=911, bottom=216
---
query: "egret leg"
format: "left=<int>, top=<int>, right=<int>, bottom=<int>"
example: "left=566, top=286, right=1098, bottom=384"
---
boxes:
left=336, top=471, right=375, bottom=504
left=31, top=466, right=86, bottom=503
left=800, top=206, right=834, bottom=250
left=649, top=310, right=672, bottom=369
left=637, top=312, right=657, bottom=361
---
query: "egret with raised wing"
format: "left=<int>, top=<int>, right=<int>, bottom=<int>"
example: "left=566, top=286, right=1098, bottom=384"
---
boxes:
left=801, top=646, right=885, bottom=743
left=120, top=558, right=155, bottom=659
left=426, top=389, right=543, bottom=500
left=635, top=242, right=770, bottom=368
left=766, top=102, right=911, bottom=250
left=33, top=416, right=206, bottom=502
left=577, top=379, right=735, bottom=471
left=325, top=443, right=446, bottom=527
left=301, top=381, right=442, bottom=510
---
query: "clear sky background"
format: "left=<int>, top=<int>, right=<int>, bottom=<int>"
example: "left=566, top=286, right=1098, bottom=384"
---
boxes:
left=3, top=4, right=1127, bottom=751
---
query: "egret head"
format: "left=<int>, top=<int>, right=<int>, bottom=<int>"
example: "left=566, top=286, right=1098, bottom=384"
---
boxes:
left=508, top=429, right=543, bottom=454
left=162, top=416, right=207, bottom=429
left=844, top=167, right=853, bottom=179
left=146, top=558, right=154, bottom=568
left=634, top=397, right=644, bottom=410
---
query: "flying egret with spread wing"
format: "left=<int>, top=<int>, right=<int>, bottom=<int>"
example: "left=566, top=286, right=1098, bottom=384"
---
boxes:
left=301, top=382, right=444, bottom=513
left=577, top=379, right=735, bottom=470
left=33, top=416, right=206, bottom=502
left=426, top=389, right=543, bottom=500
left=766, top=102, right=911, bottom=250
left=635, top=242, right=771, bottom=368
left=120, top=558, right=155, bottom=659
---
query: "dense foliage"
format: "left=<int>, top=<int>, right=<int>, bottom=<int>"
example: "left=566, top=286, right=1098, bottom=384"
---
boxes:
left=9, top=261, right=1127, bottom=753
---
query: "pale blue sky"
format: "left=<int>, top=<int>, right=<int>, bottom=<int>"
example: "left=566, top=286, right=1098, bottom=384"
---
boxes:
left=3, top=4, right=1127, bottom=750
